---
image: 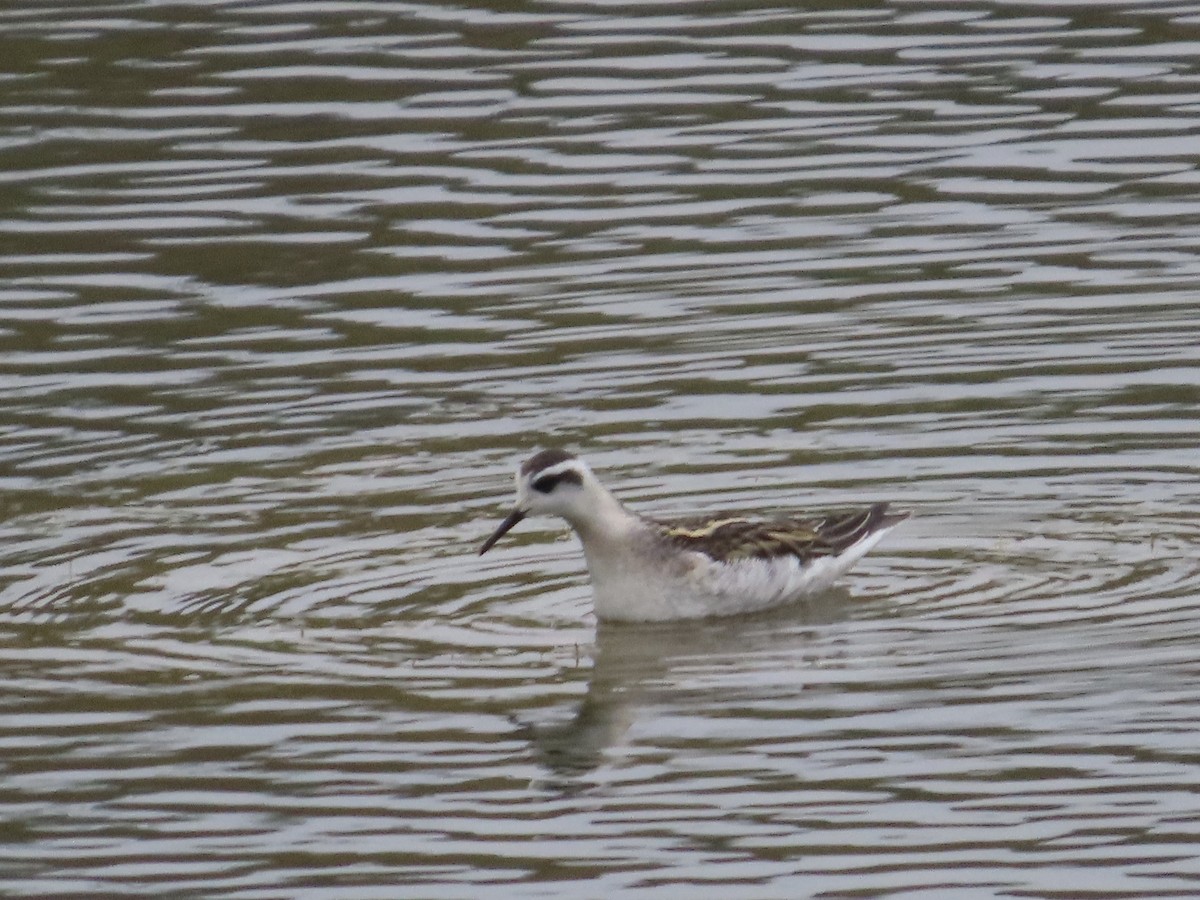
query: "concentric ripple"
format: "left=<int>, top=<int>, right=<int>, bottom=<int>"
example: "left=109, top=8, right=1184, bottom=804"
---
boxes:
left=2, top=1, right=1200, bottom=897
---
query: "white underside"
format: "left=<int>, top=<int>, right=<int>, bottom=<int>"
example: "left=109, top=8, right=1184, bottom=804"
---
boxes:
left=582, top=527, right=896, bottom=623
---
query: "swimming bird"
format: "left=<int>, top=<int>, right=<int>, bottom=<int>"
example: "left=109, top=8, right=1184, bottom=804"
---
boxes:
left=479, top=448, right=907, bottom=622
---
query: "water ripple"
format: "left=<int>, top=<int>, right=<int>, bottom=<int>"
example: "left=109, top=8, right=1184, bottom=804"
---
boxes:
left=3, top=1, right=1200, bottom=896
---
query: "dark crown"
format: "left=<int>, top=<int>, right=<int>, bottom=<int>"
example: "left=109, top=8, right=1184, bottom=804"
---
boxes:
left=520, top=448, right=576, bottom=477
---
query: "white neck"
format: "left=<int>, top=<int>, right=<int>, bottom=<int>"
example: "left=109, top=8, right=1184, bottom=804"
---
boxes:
left=563, top=480, right=638, bottom=544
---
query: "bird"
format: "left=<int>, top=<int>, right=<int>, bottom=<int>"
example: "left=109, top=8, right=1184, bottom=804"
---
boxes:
left=478, top=448, right=908, bottom=622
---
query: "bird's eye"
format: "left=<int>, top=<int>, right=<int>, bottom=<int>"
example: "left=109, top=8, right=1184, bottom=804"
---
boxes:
left=531, top=474, right=559, bottom=493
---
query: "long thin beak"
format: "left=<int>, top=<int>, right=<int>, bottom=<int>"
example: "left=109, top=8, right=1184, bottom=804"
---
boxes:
left=479, top=508, right=526, bottom=555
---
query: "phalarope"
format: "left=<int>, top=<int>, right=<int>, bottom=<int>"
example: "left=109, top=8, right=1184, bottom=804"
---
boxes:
left=479, top=449, right=908, bottom=622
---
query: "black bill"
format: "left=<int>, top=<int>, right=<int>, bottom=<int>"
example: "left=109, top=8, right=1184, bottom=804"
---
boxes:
left=478, top=508, right=526, bottom=555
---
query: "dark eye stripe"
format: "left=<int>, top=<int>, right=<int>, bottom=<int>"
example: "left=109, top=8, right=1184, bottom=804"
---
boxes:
left=531, top=469, right=583, bottom=493
left=532, top=474, right=559, bottom=493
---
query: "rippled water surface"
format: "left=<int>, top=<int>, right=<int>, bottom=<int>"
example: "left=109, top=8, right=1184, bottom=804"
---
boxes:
left=3, top=1, right=1200, bottom=897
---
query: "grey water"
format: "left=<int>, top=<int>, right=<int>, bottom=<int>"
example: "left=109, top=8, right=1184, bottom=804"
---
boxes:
left=2, top=2, right=1200, bottom=897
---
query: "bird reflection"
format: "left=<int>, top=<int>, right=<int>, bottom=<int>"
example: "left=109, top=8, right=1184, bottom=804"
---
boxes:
left=518, top=587, right=857, bottom=784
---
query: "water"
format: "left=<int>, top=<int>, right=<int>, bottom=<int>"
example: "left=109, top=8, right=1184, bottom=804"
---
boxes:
left=2, top=1, right=1200, bottom=896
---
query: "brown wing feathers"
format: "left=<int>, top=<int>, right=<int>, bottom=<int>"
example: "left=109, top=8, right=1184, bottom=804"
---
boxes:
left=659, top=503, right=906, bottom=563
